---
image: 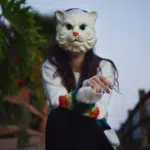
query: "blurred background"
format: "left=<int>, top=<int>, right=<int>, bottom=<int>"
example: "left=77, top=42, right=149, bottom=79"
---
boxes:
left=0, top=0, right=150, bottom=150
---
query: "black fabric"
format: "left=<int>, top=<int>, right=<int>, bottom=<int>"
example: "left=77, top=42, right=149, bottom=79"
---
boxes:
left=45, top=107, right=115, bottom=150
left=73, top=102, right=93, bottom=114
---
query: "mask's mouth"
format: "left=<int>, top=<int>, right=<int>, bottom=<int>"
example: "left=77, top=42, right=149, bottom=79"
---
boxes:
left=72, top=39, right=80, bottom=42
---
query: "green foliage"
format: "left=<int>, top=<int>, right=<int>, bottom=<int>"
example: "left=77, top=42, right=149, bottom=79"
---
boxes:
left=29, top=51, right=46, bottom=111
left=17, top=104, right=31, bottom=147
left=0, top=0, right=56, bottom=147
left=28, top=13, right=56, bottom=112
left=34, top=12, right=56, bottom=58
left=0, top=0, right=47, bottom=97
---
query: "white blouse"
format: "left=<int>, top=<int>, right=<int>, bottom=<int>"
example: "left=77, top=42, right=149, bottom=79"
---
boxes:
left=42, top=59, right=120, bottom=149
left=42, top=59, right=115, bottom=118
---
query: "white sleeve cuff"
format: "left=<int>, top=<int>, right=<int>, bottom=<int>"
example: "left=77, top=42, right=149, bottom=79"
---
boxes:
left=82, top=78, right=92, bottom=87
left=76, top=86, right=103, bottom=104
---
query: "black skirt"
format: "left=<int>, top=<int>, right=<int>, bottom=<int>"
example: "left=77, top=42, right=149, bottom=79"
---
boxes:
left=45, top=107, right=115, bottom=150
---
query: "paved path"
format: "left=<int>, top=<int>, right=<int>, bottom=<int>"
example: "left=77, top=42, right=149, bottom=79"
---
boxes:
left=0, top=137, right=44, bottom=150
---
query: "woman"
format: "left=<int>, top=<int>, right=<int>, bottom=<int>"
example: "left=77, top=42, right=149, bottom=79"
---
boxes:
left=42, top=8, right=120, bottom=150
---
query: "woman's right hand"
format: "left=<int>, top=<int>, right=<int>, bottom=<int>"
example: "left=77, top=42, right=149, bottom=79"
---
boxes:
left=87, top=75, right=113, bottom=94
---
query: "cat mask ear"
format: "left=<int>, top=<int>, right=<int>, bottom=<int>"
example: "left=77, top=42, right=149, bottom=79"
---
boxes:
left=89, top=11, right=97, bottom=23
left=55, top=11, right=64, bottom=22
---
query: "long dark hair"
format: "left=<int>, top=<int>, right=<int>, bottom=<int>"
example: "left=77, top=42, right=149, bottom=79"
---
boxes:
left=48, top=44, right=119, bottom=92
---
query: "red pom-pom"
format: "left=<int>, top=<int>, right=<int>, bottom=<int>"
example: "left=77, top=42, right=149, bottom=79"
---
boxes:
left=90, top=107, right=100, bottom=118
left=15, top=56, right=19, bottom=64
left=33, top=66, right=39, bottom=72
left=18, top=77, right=25, bottom=87
left=59, top=96, right=68, bottom=108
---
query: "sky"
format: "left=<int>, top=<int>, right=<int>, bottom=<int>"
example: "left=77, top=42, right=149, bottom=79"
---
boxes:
left=27, top=0, right=150, bottom=130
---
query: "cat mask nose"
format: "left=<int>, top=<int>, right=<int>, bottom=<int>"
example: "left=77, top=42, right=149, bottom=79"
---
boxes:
left=73, top=32, right=79, bottom=37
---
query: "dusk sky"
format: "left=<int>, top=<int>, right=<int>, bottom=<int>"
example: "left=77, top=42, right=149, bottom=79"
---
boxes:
left=27, top=0, right=150, bottom=130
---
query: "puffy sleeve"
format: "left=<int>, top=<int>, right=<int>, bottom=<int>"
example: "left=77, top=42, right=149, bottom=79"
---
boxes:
left=82, top=60, right=116, bottom=87
left=96, top=60, right=116, bottom=119
left=100, top=60, right=116, bottom=85
left=77, top=60, right=117, bottom=119
left=42, top=60, right=67, bottom=108
left=42, top=60, right=79, bottom=109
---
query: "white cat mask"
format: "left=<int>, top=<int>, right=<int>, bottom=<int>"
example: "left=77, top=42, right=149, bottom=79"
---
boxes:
left=55, top=9, right=97, bottom=54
